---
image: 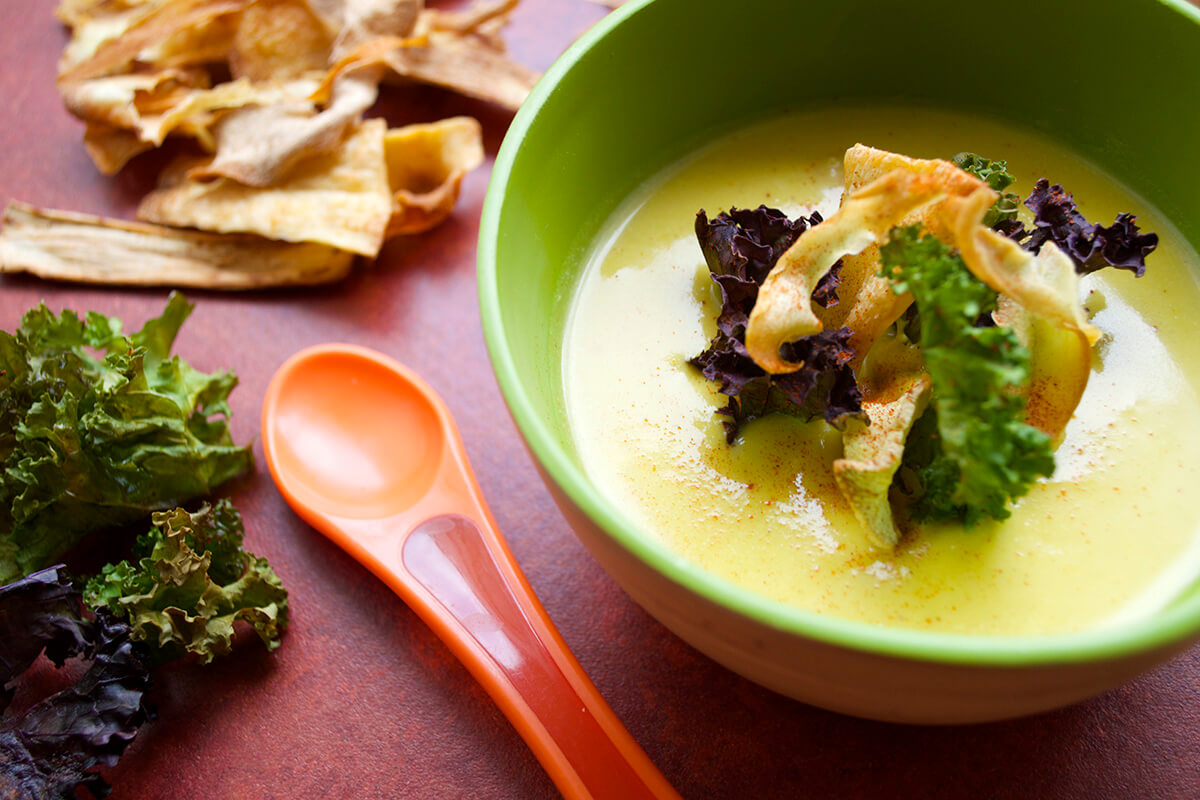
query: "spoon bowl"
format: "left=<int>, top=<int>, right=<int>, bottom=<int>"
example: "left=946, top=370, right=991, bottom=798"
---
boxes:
left=266, top=348, right=440, bottom=519
left=262, top=343, right=679, bottom=800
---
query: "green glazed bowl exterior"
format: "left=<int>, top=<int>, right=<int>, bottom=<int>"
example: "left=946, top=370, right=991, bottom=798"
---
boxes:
left=478, top=0, right=1200, bottom=723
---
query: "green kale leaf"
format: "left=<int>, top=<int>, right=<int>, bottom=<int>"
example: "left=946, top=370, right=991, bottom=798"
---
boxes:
left=881, top=225, right=1055, bottom=525
left=84, top=499, right=288, bottom=665
left=951, top=152, right=1020, bottom=227
left=0, top=567, right=150, bottom=800
left=690, top=206, right=862, bottom=442
left=0, top=293, right=253, bottom=583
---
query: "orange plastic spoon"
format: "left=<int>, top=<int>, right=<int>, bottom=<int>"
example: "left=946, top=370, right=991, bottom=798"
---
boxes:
left=261, top=344, right=679, bottom=800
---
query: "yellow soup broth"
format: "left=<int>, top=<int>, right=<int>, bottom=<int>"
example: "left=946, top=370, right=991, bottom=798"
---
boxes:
left=562, top=107, right=1200, bottom=636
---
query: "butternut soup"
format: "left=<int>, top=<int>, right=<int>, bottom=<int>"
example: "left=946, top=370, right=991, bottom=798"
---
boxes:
left=563, top=107, right=1200, bottom=636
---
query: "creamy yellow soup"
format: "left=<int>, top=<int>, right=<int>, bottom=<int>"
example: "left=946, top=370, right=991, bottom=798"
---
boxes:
left=563, top=107, right=1200, bottom=636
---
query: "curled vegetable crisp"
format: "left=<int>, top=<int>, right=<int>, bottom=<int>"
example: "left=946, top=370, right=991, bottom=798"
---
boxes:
left=834, top=371, right=932, bottom=548
left=745, top=146, right=997, bottom=373
left=745, top=169, right=955, bottom=373
left=139, top=116, right=395, bottom=256
left=696, top=144, right=1156, bottom=543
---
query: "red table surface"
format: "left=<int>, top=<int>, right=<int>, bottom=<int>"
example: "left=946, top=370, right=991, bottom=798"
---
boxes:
left=4, top=1, right=1200, bottom=798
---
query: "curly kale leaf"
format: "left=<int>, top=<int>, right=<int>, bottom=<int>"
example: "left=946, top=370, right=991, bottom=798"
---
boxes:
left=999, top=178, right=1158, bottom=276
left=0, top=293, right=253, bottom=583
left=881, top=225, right=1055, bottom=525
left=692, top=326, right=861, bottom=440
left=952, top=152, right=1020, bottom=227
left=85, top=500, right=288, bottom=666
left=694, top=205, right=814, bottom=340
left=0, top=568, right=150, bottom=800
left=690, top=206, right=862, bottom=441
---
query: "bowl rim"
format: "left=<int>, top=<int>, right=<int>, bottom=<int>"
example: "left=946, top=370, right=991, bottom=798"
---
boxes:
left=478, top=0, right=1200, bottom=668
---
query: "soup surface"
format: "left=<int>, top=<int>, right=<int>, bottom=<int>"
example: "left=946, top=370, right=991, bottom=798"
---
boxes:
left=563, top=107, right=1200, bottom=636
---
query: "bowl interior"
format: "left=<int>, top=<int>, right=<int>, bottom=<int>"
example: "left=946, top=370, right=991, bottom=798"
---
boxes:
left=479, top=0, right=1200, bottom=664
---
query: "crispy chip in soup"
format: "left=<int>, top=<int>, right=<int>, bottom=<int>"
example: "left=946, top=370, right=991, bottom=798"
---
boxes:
left=819, top=145, right=988, bottom=365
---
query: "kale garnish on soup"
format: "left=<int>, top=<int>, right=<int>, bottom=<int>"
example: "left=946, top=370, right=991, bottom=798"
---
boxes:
left=690, top=146, right=1156, bottom=545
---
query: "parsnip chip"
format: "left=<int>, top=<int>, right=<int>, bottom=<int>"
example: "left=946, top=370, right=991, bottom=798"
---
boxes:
left=834, top=371, right=933, bottom=549
left=138, top=118, right=392, bottom=256
left=381, top=28, right=538, bottom=111
left=316, top=1, right=536, bottom=111
left=58, top=0, right=247, bottom=83
left=417, top=0, right=517, bottom=35
left=142, top=78, right=319, bottom=150
left=942, top=187, right=1102, bottom=345
left=142, top=10, right=239, bottom=69
left=188, top=73, right=377, bottom=186
left=61, top=74, right=302, bottom=156
left=58, top=3, right=154, bottom=71
left=842, top=144, right=983, bottom=239
left=330, top=0, right=422, bottom=59
left=383, top=116, right=483, bottom=237
left=821, top=145, right=988, bottom=365
left=61, top=6, right=236, bottom=74
left=82, top=121, right=154, bottom=175
left=949, top=186, right=1098, bottom=444
left=229, top=0, right=333, bottom=81
left=994, top=294, right=1092, bottom=444
left=60, top=70, right=200, bottom=131
left=745, top=170, right=954, bottom=374
left=302, top=0, right=348, bottom=33
left=312, top=33, right=425, bottom=103
left=0, top=202, right=353, bottom=288
left=57, top=0, right=156, bottom=28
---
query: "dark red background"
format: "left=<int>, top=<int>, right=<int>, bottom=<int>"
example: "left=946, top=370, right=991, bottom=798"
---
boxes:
left=3, top=1, right=1199, bottom=798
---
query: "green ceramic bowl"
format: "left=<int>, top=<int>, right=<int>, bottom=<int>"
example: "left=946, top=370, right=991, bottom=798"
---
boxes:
left=478, top=0, right=1200, bottom=723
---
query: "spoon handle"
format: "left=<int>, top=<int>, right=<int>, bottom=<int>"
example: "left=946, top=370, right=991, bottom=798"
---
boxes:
left=394, top=512, right=679, bottom=800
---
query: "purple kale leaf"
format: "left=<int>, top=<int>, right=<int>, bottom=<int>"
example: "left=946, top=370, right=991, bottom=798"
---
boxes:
left=695, top=205, right=815, bottom=340
left=0, top=567, right=93, bottom=711
left=810, top=261, right=843, bottom=310
left=999, top=179, right=1157, bottom=277
left=776, top=327, right=862, bottom=420
left=0, top=568, right=150, bottom=800
left=690, top=206, right=862, bottom=442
